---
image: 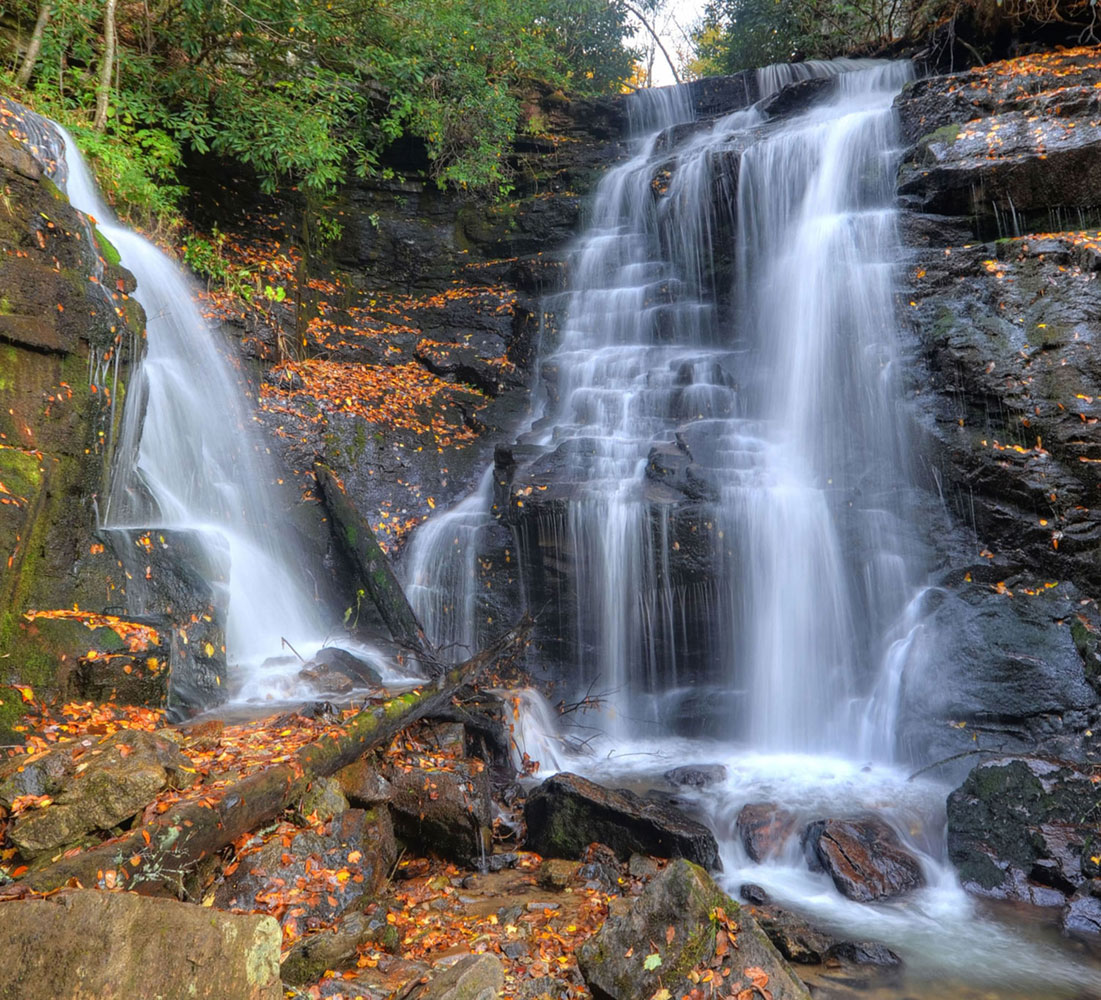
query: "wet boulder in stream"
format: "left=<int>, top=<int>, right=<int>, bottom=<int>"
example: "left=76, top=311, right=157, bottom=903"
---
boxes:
left=803, top=816, right=925, bottom=902
left=523, top=771, right=720, bottom=869
left=947, top=755, right=1101, bottom=911
left=737, top=802, right=800, bottom=862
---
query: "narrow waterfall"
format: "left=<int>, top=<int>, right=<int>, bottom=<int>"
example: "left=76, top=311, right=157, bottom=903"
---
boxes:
left=53, top=131, right=327, bottom=700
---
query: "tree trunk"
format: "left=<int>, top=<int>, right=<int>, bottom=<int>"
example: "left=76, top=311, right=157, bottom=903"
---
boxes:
left=7, top=618, right=530, bottom=895
left=622, top=1, right=682, bottom=85
left=93, top=0, right=117, bottom=131
left=14, top=2, right=52, bottom=89
left=314, top=462, right=432, bottom=667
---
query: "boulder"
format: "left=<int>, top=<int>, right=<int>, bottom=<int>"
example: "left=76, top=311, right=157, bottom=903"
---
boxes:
left=297, top=662, right=355, bottom=695
left=737, top=802, right=799, bottom=862
left=577, top=858, right=810, bottom=1000
left=386, top=760, right=493, bottom=866
left=4, top=729, right=197, bottom=858
left=336, top=756, right=393, bottom=806
left=663, top=763, right=728, bottom=788
left=281, top=906, right=398, bottom=985
left=299, top=775, right=350, bottom=823
left=947, top=756, right=1101, bottom=905
left=0, top=889, right=280, bottom=999
left=402, top=954, right=504, bottom=1000
left=751, top=905, right=835, bottom=965
left=826, top=941, right=903, bottom=967
left=216, top=807, right=396, bottom=927
left=1061, top=890, right=1101, bottom=939
left=538, top=858, right=583, bottom=890
left=523, top=771, right=720, bottom=869
left=803, top=817, right=925, bottom=902
left=305, top=645, right=384, bottom=688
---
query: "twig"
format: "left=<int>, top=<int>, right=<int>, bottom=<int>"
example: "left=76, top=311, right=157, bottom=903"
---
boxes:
left=281, top=636, right=305, bottom=663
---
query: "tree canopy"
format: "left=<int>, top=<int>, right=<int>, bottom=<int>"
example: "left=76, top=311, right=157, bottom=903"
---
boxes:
left=690, top=0, right=1101, bottom=76
left=0, top=0, right=640, bottom=223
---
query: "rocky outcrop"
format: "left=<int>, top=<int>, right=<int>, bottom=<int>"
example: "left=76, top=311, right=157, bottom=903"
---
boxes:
left=895, top=46, right=1101, bottom=765
left=0, top=728, right=196, bottom=858
left=577, top=858, right=810, bottom=1000
left=523, top=771, right=720, bottom=869
left=946, top=755, right=1101, bottom=918
left=0, top=889, right=281, bottom=999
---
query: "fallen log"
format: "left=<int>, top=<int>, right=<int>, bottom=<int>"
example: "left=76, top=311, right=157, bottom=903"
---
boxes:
left=314, top=462, right=431, bottom=668
left=11, top=619, right=530, bottom=896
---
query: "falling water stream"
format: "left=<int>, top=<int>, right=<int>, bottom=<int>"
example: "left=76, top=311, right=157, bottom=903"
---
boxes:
left=49, top=128, right=341, bottom=704
left=407, top=62, right=1101, bottom=997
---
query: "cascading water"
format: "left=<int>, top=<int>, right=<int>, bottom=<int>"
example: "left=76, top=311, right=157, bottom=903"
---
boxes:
left=52, top=129, right=331, bottom=702
left=407, top=61, right=1100, bottom=996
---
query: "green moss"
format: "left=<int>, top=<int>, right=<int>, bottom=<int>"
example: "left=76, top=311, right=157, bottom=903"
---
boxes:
left=0, top=445, right=42, bottom=495
left=345, top=523, right=358, bottom=547
left=1071, top=618, right=1101, bottom=689
left=94, top=228, right=121, bottom=268
left=0, top=344, right=17, bottom=392
left=352, top=421, right=367, bottom=460
left=931, top=306, right=956, bottom=341
left=39, top=176, right=66, bottom=202
left=922, top=123, right=961, bottom=147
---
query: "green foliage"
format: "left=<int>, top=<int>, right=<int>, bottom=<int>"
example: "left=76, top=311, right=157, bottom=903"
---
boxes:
left=181, top=228, right=254, bottom=300
left=692, top=0, right=1100, bottom=73
left=1, top=0, right=638, bottom=224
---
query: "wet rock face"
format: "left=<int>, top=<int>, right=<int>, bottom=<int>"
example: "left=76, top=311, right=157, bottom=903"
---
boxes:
left=898, top=48, right=1101, bottom=230
left=0, top=102, right=147, bottom=743
left=895, top=576, right=1101, bottom=763
left=895, top=46, right=1101, bottom=766
left=803, top=817, right=925, bottom=903
left=523, top=771, right=720, bottom=870
left=946, top=756, right=1101, bottom=911
left=107, top=527, right=230, bottom=719
left=577, top=858, right=810, bottom=1000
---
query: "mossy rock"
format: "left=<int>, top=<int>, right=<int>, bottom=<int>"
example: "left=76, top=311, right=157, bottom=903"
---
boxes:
left=577, top=859, right=810, bottom=1000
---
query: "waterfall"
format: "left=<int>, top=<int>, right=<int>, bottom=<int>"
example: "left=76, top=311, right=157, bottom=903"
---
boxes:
left=486, top=61, right=918, bottom=752
left=486, top=63, right=1100, bottom=993
left=52, top=129, right=328, bottom=701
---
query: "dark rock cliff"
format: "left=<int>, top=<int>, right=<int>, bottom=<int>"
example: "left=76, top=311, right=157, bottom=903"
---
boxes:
left=0, top=103, right=149, bottom=741
left=895, top=46, right=1101, bottom=766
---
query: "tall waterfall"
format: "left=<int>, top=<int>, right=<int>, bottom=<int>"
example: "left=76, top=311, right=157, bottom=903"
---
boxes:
left=492, top=62, right=917, bottom=753
left=53, top=131, right=326, bottom=698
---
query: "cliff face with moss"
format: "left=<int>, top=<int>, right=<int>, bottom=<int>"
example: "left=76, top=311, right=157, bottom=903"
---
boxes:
left=0, top=102, right=147, bottom=741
